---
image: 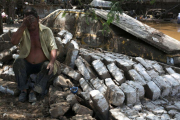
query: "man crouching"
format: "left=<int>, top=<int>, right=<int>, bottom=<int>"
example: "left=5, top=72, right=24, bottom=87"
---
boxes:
left=11, top=8, right=58, bottom=102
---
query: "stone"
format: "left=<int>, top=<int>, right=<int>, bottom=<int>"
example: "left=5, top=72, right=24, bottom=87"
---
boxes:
left=144, top=81, right=161, bottom=100
left=0, top=46, right=17, bottom=62
left=55, top=37, right=66, bottom=63
left=90, top=90, right=109, bottom=120
left=90, top=54, right=104, bottom=61
left=49, top=102, right=70, bottom=118
left=120, top=83, right=137, bottom=105
left=116, top=59, right=133, bottom=72
left=12, top=54, right=19, bottom=59
left=143, top=102, right=166, bottom=114
left=163, top=75, right=180, bottom=96
left=107, top=63, right=126, bottom=84
left=133, top=63, right=151, bottom=82
left=53, top=75, right=69, bottom=90
left=66, top=94, right=78, bottom=107
left=90, top=78, right=107, bottom=95
left=135, top=57, right=152, bottom=70
left=75, top=56, right=93, bottom=80
left=109, top=108, right=130, bottom=120
left=107, top=84, right=125, bottom=106
left=160, top=114, right=170, bottom=120
left=147, top=69, right=159, bottom=79
left=64, top=49, right=79, bottom=69
left=152, top=63, right=165, bottom=75
left=174, top=113, right=180, bottom=120
left=165, top=67, right=175, bottom=74
left=152, top=76, right=171, bottom=97
left=92, top=59, right=111, bottom=79
left=152, top=99, right=167, bottom=106
left=79, top=78, right=93, bottom=92
left=72, top=103, right=93, bottom=116
left=126, top=81, right=145, bottom=99
left=80, top=52, right=92, bottom=64
left=168, top=110, right=179, bottom=117
left=71, top=114, right=96, bottom=120
left=145, top=112, right=160, bottom=120
left=128, top=69, right=146, bottom=86
left=133, top=103, right=142, bottom=111
left=80, top=92, right=90, bottom=101
left=105, top=78, right=115, bottom=87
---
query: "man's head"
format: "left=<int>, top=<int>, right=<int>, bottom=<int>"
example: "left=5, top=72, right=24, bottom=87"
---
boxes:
left=24, top=7, right=39, bottom=31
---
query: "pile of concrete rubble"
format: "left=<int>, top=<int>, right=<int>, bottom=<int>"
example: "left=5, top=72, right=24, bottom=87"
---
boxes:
left=1, top=29, right=180, bottom=120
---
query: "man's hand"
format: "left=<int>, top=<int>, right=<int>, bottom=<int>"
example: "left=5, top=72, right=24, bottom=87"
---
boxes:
left=47, top=62, right=54, bottom=75
left=22, top=15, right=36, bottom=28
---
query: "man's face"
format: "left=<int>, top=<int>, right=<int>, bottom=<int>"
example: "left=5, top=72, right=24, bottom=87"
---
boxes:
left=26, top=15, right=39, bottom=31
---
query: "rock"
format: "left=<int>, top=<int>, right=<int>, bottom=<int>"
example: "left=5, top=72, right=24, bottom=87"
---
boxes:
left=126, top=81, right=145, bottom=99
left=90, top=54, right=104, bottom=61
left=0, top=46, right=17, bottom=62
left=57, top=30, right=73, bottom=44
left=107, top=63, right=126, bottom=84
left=133, top=63, right=151, bottom=82
left=115, top=59, right=133, bottom=75
left=165, top=67, right=175, bottom=74
left=174, top=113, right=180, bottom=120
left=92, top=59, right=111, bottom=79
left=53, top=75, right=69, bottom=90
left=133, top=103, right=142, bottom=112
left=72, top=103, right=93, bottom=116
left=160, top=114, right=170, bottom=120
left=55, top=37, right=66, bottom=63
left=127, top=69, right=146, bottom=86
left=64, top=49, right=79, bottom=69
left=107, top=84, right=125, bottom=106
left=152, top=63, right=165, bottom=75
left=79, top=78, right=93, bottom=92
left=80, top=52, right=92, bottom=64
left=163, top=75, right=180, bottom=96
left=75, top=56, right=94, bottom=80
left=105, top=78, right=115, bottom=86
left=168, top=110, right=179, bottom=117
left=147, top=69, right=159, bottom=79
left=90, top=90, right=109, bottom=120
left=12, top=54, right=19, bottom=59
left=120, top=83, right=137, bottom=105
left=145, top=112, right=160, bottom=120
left=144, top=81, right=161, bottom=100
left=151, top=76, right=171, bottom=97
left=152, top=99, right=167, bottom=106
left=49, top=102, right=70, bottom=118
left=71, top=114, right=96, bottom=120
left=80, top=92, right=90, bottom=101
left=90, top=78, right=107, bottom=95
left=135, top=57, right=152, bottom=70
left=143, top=102, right=166, bottom=114
left=66, top=94, right=78, bottom=107
left=109, top=108, right=130, bottom=120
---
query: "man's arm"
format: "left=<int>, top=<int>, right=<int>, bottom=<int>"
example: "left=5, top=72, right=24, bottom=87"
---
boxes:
left=11, top=15, right=36, bottom=45
left=47, top=49, right=57, bottom=75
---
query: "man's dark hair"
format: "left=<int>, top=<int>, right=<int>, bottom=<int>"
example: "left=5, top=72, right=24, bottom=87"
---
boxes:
left=24, top=7, right=38, bottom=18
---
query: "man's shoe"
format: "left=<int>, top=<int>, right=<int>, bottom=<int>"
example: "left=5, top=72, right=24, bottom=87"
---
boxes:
left=29, top=92, right=37, bottom=103
left=34, top=84, right=42, bottom=94
left=19, top=91, right=27, bottom=102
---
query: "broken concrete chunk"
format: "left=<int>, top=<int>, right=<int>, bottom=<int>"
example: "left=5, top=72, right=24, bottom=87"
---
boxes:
left=126, top=81, right=145, bottom=99
left=128, top=69, right=146, bottom=86
left=105, top=78, right=115, bottom=87
left=64, top=49, right=79, bottom=69
left=80, top=92, right=90, bottom=101
left=135, top=57, right=152, bottom=70
left=116, top=59, right=133, bottom=72
left=80, top=52, right=92, bottom=64
left=109, top=108, right=130, bottom=120
left=72, top=103, right=93, bottom=116
left=101, top=55, right=115, bottom=65
left=53, top=75, right=69, bottom=89
left=107, top=63, right=126, bottom=84
left=71, top=114, right=96, bottom=120
left=152, top=76, right=171, bottom=97
left=152, top=63, right=165, bottom=75
left=90, top=78, right=107, bottom=95
left=163, top=75, right=180, bottom=96
left=79, top=78, right=93, bottom=92
left=160, top=114, right=170, bottom=120
left=66, top=94, right=78, bottom=107
left=107, top=84, right=125, bottom=106
left=147, top=69, right=159, bottom=79
left=90, top=90, right=109, bottom=120
left=133, top=63, right=151, bottom=82
left=144, top=81, right=161, bottom=100
left=92, top=59, right=111, bottom=79
left=49, top=102, right=70, bottom=118
left=165, top=67, right=175, bottom=74
left=75, top=56, right=92, bottom=80
left=120, top=83, right=137, bottom=105
left=90, top=54, right=103, bottom=61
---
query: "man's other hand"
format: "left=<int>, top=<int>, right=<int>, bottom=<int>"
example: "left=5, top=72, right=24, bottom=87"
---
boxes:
left=47, top=62, right=54, bottom=75
left=22, top=15, right=36, bottom=28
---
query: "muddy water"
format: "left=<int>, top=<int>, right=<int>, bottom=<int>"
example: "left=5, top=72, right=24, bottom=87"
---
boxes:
left=142, top=22, right=180, bottom=41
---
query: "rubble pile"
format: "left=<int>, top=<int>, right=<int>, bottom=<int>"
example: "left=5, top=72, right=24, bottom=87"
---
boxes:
left=1, top=30, right=180, bottom=119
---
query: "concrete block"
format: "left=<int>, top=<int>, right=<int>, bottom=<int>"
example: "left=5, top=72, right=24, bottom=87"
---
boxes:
left=66, top=94, right=78, bottom=107
left=105, top=78, right=115, bottom=87
left=163, top=75, right=180, bottom=96
left=107, top=84, right=125, bottom=106
left=90, top=54, right=103, bottom=61
left=72, top=103, right=93, bottom=116
left=79, top=78, right=93, bottom=92
left=109, top=108, right=130, bottom=120
left=107, top=63, right=126, bottom=84
left=49, top=102, right=70, bottom=118
left=133, top=63, right=151, bottom=82
left=152, top=63, right=165, bottom=75
left=120, top=83, right=137, bottom=105
left=147, top=69, right=159, bottom=79
left=165, top=67, right=175, bottom=74
left=90, top=90, right=109, bottom=120
left=64, top=49, right=79, bottom=68
left=116, top=59, right=133, bottom=72
left=126, top=81, right=145, bottom=99
left=92, top=59, right=111, bottom=79
left=144, top=81, right=161, bottom=100
left=152, top=76, right=171, bottom=97
left=135, top=57, right=152, bottom=70
left=128, top=69, right=146, bottom=86
left=80, top=92, right=90, bottom=101
left=90, top=78, right=107, bottom=95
